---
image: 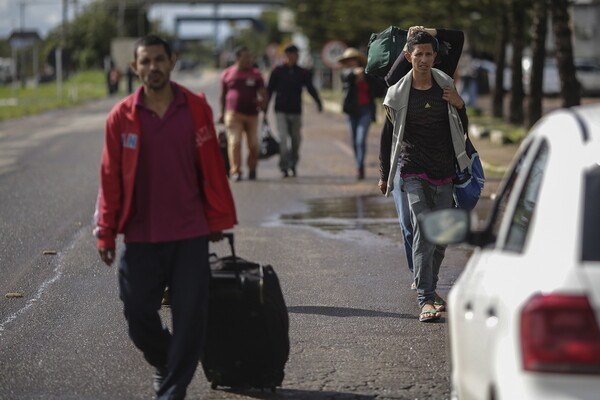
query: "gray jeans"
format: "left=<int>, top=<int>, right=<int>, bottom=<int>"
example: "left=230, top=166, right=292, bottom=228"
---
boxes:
left=403, top=176, right=454, bottom=308
left=276, top=112, right=302, bottom=171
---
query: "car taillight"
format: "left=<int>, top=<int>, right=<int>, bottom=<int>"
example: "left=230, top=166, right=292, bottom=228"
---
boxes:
left=520, top=293, right=600, bottom=374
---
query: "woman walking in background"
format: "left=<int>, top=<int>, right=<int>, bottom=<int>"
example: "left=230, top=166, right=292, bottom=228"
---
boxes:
left=338, top=48, right=384, bottom=180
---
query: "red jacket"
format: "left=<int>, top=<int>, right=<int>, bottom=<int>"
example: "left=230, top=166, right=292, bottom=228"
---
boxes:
left=94, top=83, right=237, bottom=249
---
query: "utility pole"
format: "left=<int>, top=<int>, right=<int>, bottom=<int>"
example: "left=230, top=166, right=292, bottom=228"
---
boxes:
left=57, top=0, right=69, bottom=100
left=213, top=1, right=220, bottom=68
left=20, top=2, right=25, bottom=30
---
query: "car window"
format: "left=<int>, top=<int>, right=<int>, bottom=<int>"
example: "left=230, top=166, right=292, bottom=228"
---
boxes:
left=487, top=145, right=531, bottom=244
left=504, top=141, right=549, bottom=253
left=582, top=165, right=600, bottom=261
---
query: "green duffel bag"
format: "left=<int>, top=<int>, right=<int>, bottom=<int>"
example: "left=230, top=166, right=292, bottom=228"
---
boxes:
left=365, top=26, right=408, bottom=79
left=365, top=26, right=449, bottom=80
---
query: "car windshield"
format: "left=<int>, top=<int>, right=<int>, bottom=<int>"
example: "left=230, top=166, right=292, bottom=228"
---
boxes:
left=582, top=164, right=600, bottom=262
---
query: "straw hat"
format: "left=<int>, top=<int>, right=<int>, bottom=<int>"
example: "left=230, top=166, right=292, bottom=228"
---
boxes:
left=337, top=47, right=367, bottom=65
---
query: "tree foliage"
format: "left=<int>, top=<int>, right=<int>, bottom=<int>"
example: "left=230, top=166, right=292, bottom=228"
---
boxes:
left=286, top=0, right=502, bottom=54
left=528, top=0, right=548, bottom=127
left=550, top=0, right=580, bottom=107
left=229, top=10, right=283, bottom=56
left=287, top=0, right=580, bottom=124
left=42, top=0, right=151, bottom=69
left=509, top=0, right=528, bottom=125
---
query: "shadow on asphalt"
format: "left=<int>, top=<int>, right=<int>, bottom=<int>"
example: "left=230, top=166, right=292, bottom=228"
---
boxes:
left=287, top=305, right=414, bottom=319
left=222, top=387, right=377, bottom=399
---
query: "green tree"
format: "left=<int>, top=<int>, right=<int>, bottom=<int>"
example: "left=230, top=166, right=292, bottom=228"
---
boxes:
left=492, top=1, right=509, bottom=119
left=550, top=0, right=580, bottom=107
left=42, top=0, right=151, bottom=70
left=287, top=0, right=499, bottom=52
left=229, top=12, right=279, bottom=56
left=527, top=0, right=548, bottom=127
left=509, top=0, right=527, bottom=125
left=0, top=39, right=11, bottom=58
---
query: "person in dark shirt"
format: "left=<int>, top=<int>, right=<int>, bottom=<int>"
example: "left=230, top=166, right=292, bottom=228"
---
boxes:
left=378, top=27, right=464, bottom=290
left=267, top=44, right=322, bottom=178
left=379, top=29, right=468, bottom=322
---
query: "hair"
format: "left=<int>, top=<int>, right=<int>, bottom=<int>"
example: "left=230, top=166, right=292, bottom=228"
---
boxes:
left=133, top=35, right=172, bottom=60
left=406, top=31, right=438, bottom=53
left=234, top=46, right=249, bottom=58
left=284, top=44, right=299, bottom=53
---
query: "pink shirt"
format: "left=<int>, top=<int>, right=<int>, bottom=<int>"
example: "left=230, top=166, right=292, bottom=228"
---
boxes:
left=220, top=65, right=264, bottom=115
left=123, top=84, right=210, bottom=243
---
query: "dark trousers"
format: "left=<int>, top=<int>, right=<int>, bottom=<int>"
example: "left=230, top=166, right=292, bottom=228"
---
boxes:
left=118, top=236, right=209, bottom=400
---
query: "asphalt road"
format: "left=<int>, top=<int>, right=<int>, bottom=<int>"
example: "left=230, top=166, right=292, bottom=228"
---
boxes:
left=0, top=70, right=470, bottom=400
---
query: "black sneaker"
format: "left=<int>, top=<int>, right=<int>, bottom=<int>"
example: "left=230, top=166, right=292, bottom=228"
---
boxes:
left=248, top=170, right=256, bottom=180
left=153, top=366, right=168, bottom=394
left=290, top=167, right=297, bottom=177
left=281, top=169, right=289, bottom=178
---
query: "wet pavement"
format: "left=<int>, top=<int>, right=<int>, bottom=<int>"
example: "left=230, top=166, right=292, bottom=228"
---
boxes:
left=280, top=195, right=400, bottom=239
left=278, top=194, right=495, bottom=248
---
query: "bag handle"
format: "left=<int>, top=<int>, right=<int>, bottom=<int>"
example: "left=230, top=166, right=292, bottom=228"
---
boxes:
left=223, top=232, right=235, bottom=259
left=261, top=117, right=274, bottom=139
left=222, top=232, right=242, bottom=279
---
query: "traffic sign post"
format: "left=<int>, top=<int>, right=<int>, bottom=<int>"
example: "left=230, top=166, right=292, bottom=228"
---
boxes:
left=320, top=40, right=347, bottom=70
left=321, top=40, right=347, bottom=93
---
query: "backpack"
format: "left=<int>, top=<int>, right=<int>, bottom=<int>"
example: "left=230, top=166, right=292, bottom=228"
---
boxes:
left=365, top=26, right=449, bottom=80
left=453, top=136, right=485, bottom=210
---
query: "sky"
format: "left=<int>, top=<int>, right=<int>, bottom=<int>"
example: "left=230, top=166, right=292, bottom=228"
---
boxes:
left=0, top=0, right=266, bottom=39
left=0, top=0, right=70, bottom=38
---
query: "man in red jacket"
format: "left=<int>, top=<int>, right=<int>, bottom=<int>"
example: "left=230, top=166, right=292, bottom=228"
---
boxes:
left=94, top=35, right=236, bottom=399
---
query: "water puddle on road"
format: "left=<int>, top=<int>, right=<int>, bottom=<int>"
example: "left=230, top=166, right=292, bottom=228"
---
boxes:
left=279, top=194, right=495, bottom=243
left=280, top=194, right=402, bottom=241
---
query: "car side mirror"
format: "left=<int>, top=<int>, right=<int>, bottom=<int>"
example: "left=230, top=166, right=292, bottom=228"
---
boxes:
left=418, top=208, right=471, bottom=245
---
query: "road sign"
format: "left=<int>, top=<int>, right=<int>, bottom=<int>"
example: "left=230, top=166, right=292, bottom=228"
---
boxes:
left=321, top=40, right=347, bottom=69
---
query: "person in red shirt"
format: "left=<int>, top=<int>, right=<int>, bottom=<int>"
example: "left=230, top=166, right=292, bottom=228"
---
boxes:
left=95, top=35, right=236, bottom=399
left=338, top=48, right=385, bottom=180
left=218, top=46, right=267, bottom=181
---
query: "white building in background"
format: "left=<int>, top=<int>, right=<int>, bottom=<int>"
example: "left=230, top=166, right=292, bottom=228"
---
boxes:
left=557, top=0, right=600, bottom=62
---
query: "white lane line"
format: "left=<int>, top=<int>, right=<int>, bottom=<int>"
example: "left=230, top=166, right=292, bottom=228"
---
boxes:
left=0, top=227, right=85, bottom=335
left=334, top=139, right=354, bottom=157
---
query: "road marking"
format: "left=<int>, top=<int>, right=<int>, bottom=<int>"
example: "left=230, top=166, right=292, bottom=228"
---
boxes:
left=334, top=139, right=354, bottom=157
left=0, top=227, right=85, bottom=335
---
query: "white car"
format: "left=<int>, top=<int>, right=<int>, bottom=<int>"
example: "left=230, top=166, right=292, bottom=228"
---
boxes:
left=524, top=58, right=600, bottom=96
left=420, top=103, right=600, bottom=400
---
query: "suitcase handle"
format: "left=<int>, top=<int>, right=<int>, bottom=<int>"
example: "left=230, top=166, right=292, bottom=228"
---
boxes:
left=223, top=232, right=235, bottom=259
left=222, top=232, right=241, bottom=278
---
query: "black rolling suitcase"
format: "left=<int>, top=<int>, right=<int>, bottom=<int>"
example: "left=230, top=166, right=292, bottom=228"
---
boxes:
left=202, top=233, right=289, bottom=391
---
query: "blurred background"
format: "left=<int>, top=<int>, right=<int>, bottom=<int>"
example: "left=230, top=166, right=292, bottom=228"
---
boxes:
left=0, top=0, right=598, bottom=129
